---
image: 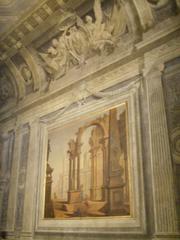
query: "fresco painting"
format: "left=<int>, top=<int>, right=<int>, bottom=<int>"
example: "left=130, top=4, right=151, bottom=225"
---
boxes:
left=44, top=103, right=130, bottom=219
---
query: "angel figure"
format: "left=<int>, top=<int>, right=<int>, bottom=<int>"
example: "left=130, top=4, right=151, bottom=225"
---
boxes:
left=77, top=0, right=127, bottom=55
left=39, top=33, right=69, bottom=81
left=107, top=0, right=127, bottom=38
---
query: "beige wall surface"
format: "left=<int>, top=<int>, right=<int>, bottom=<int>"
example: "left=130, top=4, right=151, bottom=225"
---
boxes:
left=0, top=0, right=180, bottom=239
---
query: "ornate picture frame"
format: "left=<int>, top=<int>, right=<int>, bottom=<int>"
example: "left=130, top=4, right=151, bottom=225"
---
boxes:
left=35, top=79, right=146, bottom=236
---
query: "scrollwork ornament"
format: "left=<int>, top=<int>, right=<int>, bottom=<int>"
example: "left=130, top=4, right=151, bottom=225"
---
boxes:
left=38, top=0, right=127, bottom=83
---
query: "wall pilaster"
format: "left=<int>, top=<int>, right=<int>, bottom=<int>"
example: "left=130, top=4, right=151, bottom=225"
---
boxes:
left=0, top=132, right=13, bottom=230
left=145, top=64, right=178, bottom=236
left=21, top=119, right=39, bottom=239
left=6, top=125, right=22, bottom=233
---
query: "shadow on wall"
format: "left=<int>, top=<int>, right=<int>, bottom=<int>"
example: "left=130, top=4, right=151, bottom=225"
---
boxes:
left=0, top=232, right=7, bottom=239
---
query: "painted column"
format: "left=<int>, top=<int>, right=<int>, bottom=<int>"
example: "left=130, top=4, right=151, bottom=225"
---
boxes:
left=76, top=142, right=81, bottom=191
left=67, top=139, right=81, bottom=203
left=101, top=136, right=109, bottom=201
left=146, top=64, right=179, bottom=235
left=76, top=128, right=83, bottom=191
left=72, top=152, right=76, bottom=191
left=108, top=108, right=124, bottom=214
left=68, top=156, right=72, bottom=191
left=89, top=136, right=97, bottom=201
left=89, top=136, right=95, bottom=201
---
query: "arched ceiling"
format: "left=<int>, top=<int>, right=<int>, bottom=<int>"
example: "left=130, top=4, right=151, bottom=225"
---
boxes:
left=0, top=0, right=179, bottom=116
left=0, top=0, right=41, bottom=34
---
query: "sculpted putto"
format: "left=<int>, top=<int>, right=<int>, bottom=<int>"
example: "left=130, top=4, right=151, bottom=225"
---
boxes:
left=39, top=0, right=127, bottom=82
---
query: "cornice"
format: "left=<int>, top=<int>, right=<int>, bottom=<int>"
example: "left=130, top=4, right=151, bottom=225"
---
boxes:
left=0, top=0, right=88, bottom=62
left=0, top=30, right=180, bottom=124
left=0, top=0, right=14, bottom=7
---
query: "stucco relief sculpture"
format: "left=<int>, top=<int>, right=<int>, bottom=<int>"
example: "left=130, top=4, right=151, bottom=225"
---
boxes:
left=39, top=0, right=127, bottom=81
left=20, top=63, right=33, bottom=86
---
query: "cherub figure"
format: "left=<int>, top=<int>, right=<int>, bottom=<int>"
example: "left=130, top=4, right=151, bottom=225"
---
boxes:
left=39, top=34, right=69, bottom=80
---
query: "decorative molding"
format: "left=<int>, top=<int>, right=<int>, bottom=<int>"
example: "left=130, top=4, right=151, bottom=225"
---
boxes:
left=142, top=36, right=180, bottom=77
left=40, top=78, right=141, bottom=125
left=5, top=59, right=26, bottom=100
left=0, top=0, right=14, bottom=6
left=0, top=0, right=179, bottom=119
left=87, top=78, right=141, bottom=99
left=0, top=0, right=85, bottom=63
left=36, top=79, right=146, bottom=236
left=20, top=47, right=41, bottom=91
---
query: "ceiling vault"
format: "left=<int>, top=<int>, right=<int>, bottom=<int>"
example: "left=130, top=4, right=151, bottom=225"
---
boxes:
left=0, top=0, right=180, bottom=119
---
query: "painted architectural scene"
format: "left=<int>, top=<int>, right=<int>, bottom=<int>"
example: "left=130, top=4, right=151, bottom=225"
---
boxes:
left=44, top=103, right=130, bottom=219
